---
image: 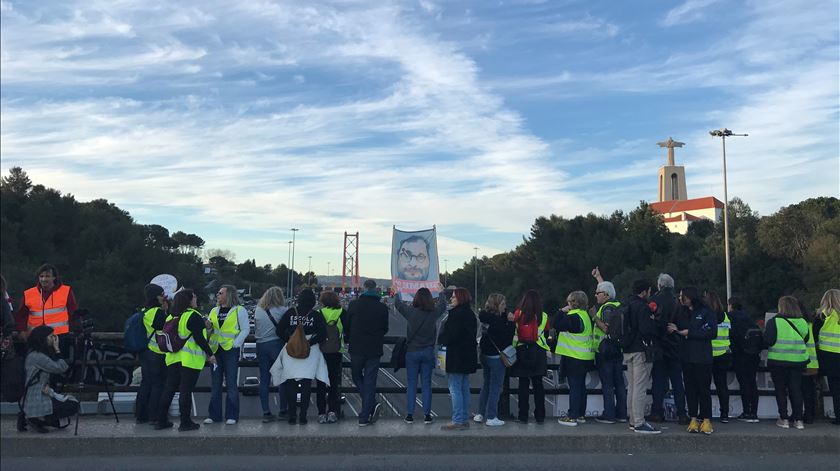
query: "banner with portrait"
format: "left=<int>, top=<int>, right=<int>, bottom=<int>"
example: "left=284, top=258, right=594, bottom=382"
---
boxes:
left=391, top=226, right=441, bottom=301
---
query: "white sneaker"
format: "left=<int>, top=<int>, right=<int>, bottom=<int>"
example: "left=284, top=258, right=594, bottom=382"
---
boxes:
left=485, top=418, right=505, bottom=426
left=473, top=414, right=484, bottom=423
left=225, top=419, right=237, bottom=425
left=203, top=418, right=215, bottom=424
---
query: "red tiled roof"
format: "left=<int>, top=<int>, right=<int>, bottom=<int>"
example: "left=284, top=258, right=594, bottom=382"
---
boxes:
left=663, top=213, right=704, bottom=223
left=651, top=196, right=724, bottom=214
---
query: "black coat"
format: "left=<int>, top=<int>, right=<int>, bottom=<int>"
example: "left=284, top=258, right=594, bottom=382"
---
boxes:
left=623, top=295, right=660, bottom=353
left=345, top=293, right=389, bottom=357
left=438, top=304, right=477, bottom=374
left=674, top=303, right=717, bottom=365
left=478, top=309, right=515, bottom=357
left=652, top=288, right=680, bottom=359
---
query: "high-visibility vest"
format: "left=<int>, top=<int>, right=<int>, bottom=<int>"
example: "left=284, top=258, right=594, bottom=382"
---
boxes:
left=806, top=322, right=819, bottom=369
left=592, top=301, right=620, bottom=346
left=513, top=312, right=549, bottom=351
left=766, top=317, right=809, bottom=364
left=24, top=285, right=71, bottom=335
left=554, top=309, right=595, bottom=361
left=165, top=309, right=207, bottom=370
left=818, top=309, right=840, bottom=354
left=209, top=306, right=243, bottom=353
left=712, top=312, right=731, bottom=357
left=143, top=307, right=164, bottom=355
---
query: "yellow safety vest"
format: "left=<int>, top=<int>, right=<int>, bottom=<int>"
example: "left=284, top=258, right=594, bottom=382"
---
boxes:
left=512, top=312, right=549, bottom=351
left=143, top=307, right=164, bottom=355
left=165, top=309, right=207, bottom=370
left=209, top=306, right=243, bottom=353
left=806, top=322, right=819, bottom=369
left=320, top=307, right=346, bottom=352
left=818, top=309, right=840, bottom=354
left=554, top=309, right=595, bottom=361
left=592, top=301, right=620, bottom=347
left=766, top=317, right=809, bottom=364
left=712, top=312, right=731, bottom=357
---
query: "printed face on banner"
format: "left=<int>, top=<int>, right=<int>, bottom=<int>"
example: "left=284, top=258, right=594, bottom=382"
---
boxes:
left=392, top=228, right=441, bottom=299
left=397, top=237, right=431, bottom=280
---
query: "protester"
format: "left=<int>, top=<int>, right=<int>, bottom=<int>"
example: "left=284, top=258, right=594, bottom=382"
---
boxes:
left=274, top=289, right=327, bottom=425
left=623, top=280, right=662, bottom=434
left=254, top=286, right=289, bottom=422
left=316, top=290, right=348, bottom=424
left=705, top=291, right=732, bottom=423
left=799, top=300, right=819, bottom=424
left=438, top=287, right=477, bottom=431
left=649, top=273, right=688, bottom=424
left=555, top=290, right=595, bottom=426
left=669, top=286, right=716, bottom=434
left=156, top=289, right=216, bottom=432
left=764, top=296, right=809, bottom=430
left=17, top=264, right=78, bottom=357
left=345, top=279, right=389, bottom=426
left=508, top=289, right=549, bottom=424
left=728, top=297, right=760, bottom=423
left=474, top=293, right=515, bottom=427
left=20, top=325, right=77, bottom=433
left=134, top=284, right=169, bottom=425
left=205, top=285, right=248, bottom=425
left=816, top=289, right=840, bottom=425
left=590, top=270, right=627, bottom=425
left=395, top=287, right=447, bottom=424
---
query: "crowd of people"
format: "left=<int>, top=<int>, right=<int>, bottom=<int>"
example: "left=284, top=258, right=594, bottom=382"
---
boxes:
left=2, top=263, right=839, bottom=435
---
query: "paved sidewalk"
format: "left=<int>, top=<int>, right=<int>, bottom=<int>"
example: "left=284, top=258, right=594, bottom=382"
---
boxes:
left=2, top=417, right=838, bottom=457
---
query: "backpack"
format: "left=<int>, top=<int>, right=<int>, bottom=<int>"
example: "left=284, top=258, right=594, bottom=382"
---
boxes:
left=742, top=326, right=764, bottom=355
left=155, top=314, right=193, bottom=353
left=321, top=310, right=342, bottom=354
left=613, top=304, right=634, bottom=349
left=286, top=323, right=310, bottom=359
left=124, top=309, right=153, bottom=353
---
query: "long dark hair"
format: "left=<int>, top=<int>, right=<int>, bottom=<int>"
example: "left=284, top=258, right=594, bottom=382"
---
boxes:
left=27, top=325, right=54, bottom=355
left=517, top=290, right=542, bottom=324
left=171, top=289, right=195, bottom=316
left=704, top=290, right=724, bottom=316
left=296, top=289, right=316, bottom=316
left=680, top=286, right=704, bottom=309
left=412, top=288, right=434, bottom=311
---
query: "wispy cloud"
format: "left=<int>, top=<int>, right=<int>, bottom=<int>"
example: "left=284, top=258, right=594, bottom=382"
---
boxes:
left=660, top=0, right=722, bottom=27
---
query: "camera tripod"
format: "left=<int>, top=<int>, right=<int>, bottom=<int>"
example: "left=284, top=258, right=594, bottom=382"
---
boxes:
left=73, top=333, right=119, bottom=436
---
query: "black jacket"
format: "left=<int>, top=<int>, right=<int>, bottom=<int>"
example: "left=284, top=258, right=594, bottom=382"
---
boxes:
left=345, top=292, right=389, bottom=357
left=438, top=303, right=477, bottom=374
left=623, top=295, right=659, bottom=353
left=278, top=308, right=327, bottom=346
left=729, top=309, right=759, bottom=358
left=478, top=309, right=515, bottom=357
left=652, top=288, right=680, bottom=359
left=674, top=303, right=717, bottom=365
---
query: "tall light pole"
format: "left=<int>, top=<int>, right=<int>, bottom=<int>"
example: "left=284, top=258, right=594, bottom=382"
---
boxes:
left=287, top=240, right=293, bottom=297
left=473, top=247, right=478, bottom=309
left=290, top=228, right=299, bottom=296
left=443, top=258, right=449, bottom=287
left=308, top=256, right=312, bottom=285
left=327, top=261, right=331, bottom=280
left=709, top=128, right=748, bottom=300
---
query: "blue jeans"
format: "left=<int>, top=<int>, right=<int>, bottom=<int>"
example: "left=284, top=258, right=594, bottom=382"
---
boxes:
left=351, top=354, right=380, bottom=422
left=256, top=340, right=286, bottom=414
left=447, top=373, right=471, bottom=424
left=209, top=347, right=240, bottom=421
left=135, top=349, right=167, bottom=422
left=564, top=356, right=588, bottom=419
left=405, top=346, right=435, bottom=415
left=651, top=356, right=687, bottom=418
left=479, top=355, right=505, bottom=420
left=597, top=355, right=627, bottom=420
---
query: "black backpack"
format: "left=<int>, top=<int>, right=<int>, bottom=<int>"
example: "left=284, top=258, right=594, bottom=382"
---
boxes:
left=742, top=325, right=764, bottom=355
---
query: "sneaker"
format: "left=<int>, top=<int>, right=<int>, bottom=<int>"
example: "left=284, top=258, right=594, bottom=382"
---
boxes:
left=746, top=415, right=760, bottom=424
left=318, top=414, right=328, bottom=424
left=370, top=403, right=382, bottom=424
left=595, top=416, right=616, bottom=424
left=557, top=416, right=578, bottom=427
left=645, top=413, right=665, bottom=423
left=776, top=418, right=789, bottom=429
left=736, top=413, right=751, bottom=422
left=687, top=418, right=700, bottom=433
left=203, top=418, right=216, bottom=424
left=262, top=412, right=275, bottom=423
left=299, top=416, right=308, bottom=425
left=473, top=414, right=484, bottom=423
left=358, top=419, right=370, bottom=427
left=27, top=419, right=49, bottom=434
left=678, top=415, right=690, bottom=426
left=424, top=414, right=433, bottom=424
left=515, top=417, right=528, bottom=424
left=719, top=414, right=729, bottom=424
left=178, top=422, right=200, bottom=432
left=225, top=419, right=237, bottom=425
left=404, top=414, right=414, bottom=423
left=441, top=422, right=468, bottom=431
left=277, top=411, right=288, bottom=420
left=633, top=422, right=662, bottom=434
left=154, top=421, right=174, bottom=430
left=700, top=418, right=713, bottom=435
left=576, top=417, right=587, bottom=424
left=135, top=418, right=149, bottom=425
left=793, top=420, right=805, bottom=430
left=327, top=412, right=338, bottom=423
left=485, top=417, right=505, bottom=426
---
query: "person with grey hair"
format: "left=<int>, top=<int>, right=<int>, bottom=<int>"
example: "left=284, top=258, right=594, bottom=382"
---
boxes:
left=648, top=273, right=688, bottom=424
left=205, top=284, right=249, bottom=425
left=590, top=267, right=627, bottom=424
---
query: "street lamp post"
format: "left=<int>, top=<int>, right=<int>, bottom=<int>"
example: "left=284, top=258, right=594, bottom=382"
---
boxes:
left=443, top=259, right=448, bottom=287
left=290, top=228, right=299, bottom=296
left=308, top=256, right=312, bottom=285
left=709, top=128, right=748, bottom=301
left=287, top=241, right=293, bottom=297
left=473, top=247, right=478, bottom=310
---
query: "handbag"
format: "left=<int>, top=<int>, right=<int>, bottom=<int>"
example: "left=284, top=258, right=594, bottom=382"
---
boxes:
left=286, top=323, right=310, bottom=359
left=393, top=313, right=431, bottom=372
left=488, top=336, right=516, bottom=367
left=643, top=339, right=662, bottom=363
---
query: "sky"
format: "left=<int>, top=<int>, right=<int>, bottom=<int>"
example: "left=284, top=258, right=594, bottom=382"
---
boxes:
left=1, top=0, right=838, bottom=279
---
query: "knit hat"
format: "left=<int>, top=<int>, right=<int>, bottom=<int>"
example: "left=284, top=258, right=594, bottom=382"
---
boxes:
left=144, top=283, right=165, bottom=305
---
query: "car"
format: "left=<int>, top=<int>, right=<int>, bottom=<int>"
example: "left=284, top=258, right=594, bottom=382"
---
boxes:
left=241, top=342, right=257, bottom=361
left=242, top=376, right=259, bottom=396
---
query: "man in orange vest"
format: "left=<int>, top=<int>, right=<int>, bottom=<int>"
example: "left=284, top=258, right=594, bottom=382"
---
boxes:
left=16, top=264, right=78, bottom=354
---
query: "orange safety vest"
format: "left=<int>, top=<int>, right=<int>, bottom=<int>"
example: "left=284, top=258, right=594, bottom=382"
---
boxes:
left=25, top=285, right=71, bottom=335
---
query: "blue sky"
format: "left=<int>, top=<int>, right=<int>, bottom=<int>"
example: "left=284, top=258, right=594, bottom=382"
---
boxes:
left=1, top=0, right=838, bottom=279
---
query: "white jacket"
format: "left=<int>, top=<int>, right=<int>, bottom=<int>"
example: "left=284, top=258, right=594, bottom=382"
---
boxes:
left=270, top=338, right=330, bottom=386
